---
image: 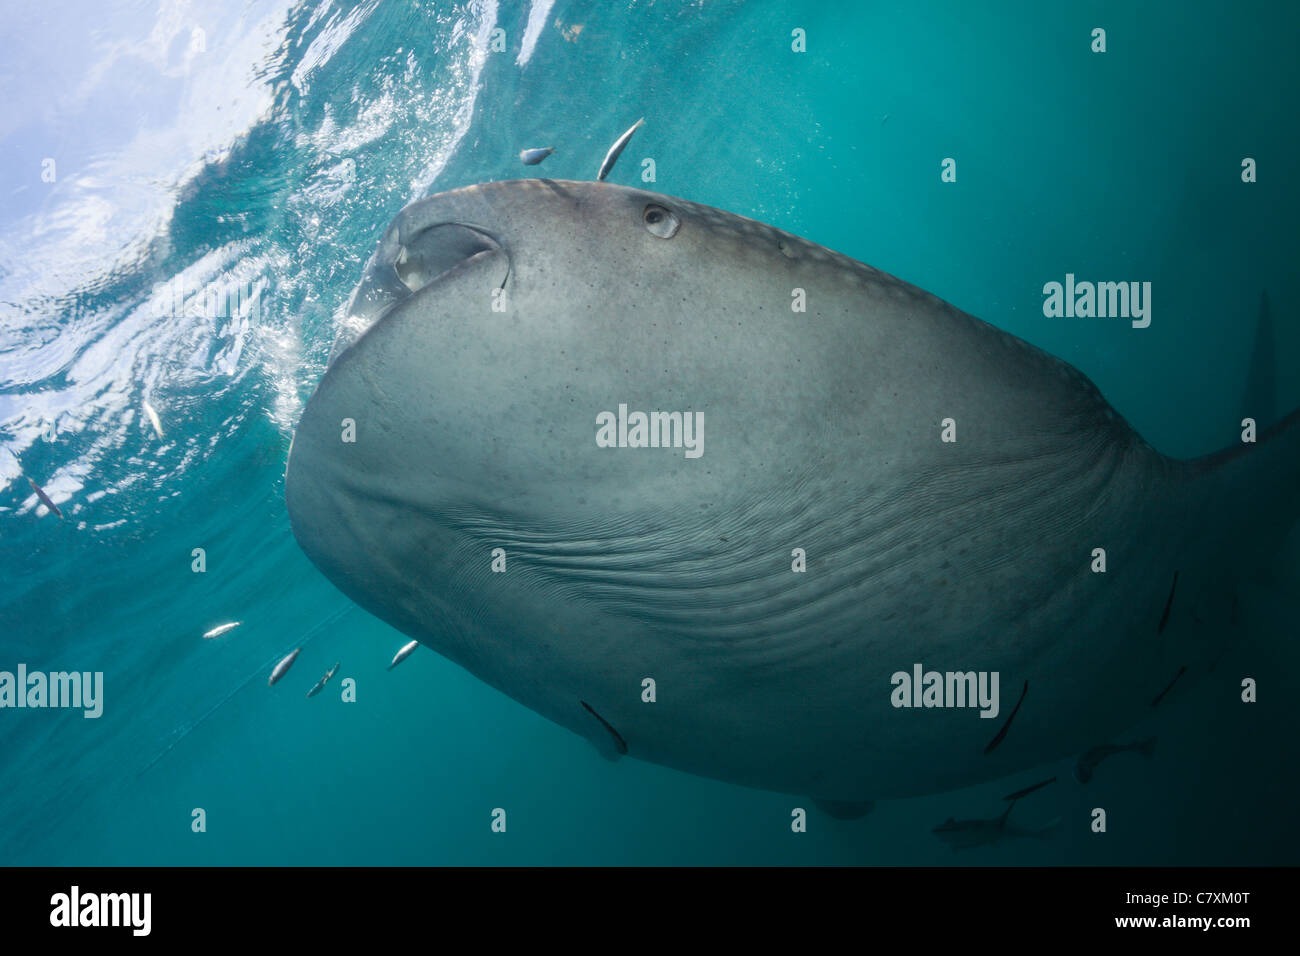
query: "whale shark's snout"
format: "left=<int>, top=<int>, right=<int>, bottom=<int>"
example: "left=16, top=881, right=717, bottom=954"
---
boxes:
left=325, top=178, right=708, bottom=368
left=328, top=191, right=515, bottom=365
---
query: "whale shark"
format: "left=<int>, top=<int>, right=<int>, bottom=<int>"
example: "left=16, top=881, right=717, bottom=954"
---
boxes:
left=285, top=179, right=1298, bottom=802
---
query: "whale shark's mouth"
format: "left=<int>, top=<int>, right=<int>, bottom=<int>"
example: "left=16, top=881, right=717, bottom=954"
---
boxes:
left=327, top=219, right=508, bottom=367
left=393, top=222, right=504, bottom=293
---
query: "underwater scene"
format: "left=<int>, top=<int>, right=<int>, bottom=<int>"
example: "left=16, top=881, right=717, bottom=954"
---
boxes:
left=1, top=0, right=1298, bottom=868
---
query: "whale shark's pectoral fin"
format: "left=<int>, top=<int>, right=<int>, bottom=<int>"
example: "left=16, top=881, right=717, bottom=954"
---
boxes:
left=814, top=799, right=876, bottom=820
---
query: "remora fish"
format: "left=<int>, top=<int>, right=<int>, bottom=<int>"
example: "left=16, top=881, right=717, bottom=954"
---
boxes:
left=933, top=776, right=1059, bottom=849
left=596, top=118, right=643, bottom=181
left=1073, top=737, right=1156, bottom=784
left=387, top=640, right=419, bottom=671
left=202, top=622, right=241, bottom=640
left=932, top=807, right=1062, bottom=850
left=285, top=179, right=1300, bottom=802
left=268, top=648, right=301, bottom=687
left=519, top=147, right=555, bottom=166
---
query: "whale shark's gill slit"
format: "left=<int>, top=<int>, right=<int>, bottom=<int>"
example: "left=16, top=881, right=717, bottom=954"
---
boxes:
left=1151, top=665, right=1187, bottom=707
left=1157, top=570, right=1179, bottom=633
left=983, top=680, right=1029, bottom=755
left=580, top=700, right=628, bottom=754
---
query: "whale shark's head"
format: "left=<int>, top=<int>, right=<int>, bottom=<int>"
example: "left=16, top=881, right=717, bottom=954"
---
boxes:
left=325, top=179, right=719, bottom=366
left=289, top=179, right=855, bottom=585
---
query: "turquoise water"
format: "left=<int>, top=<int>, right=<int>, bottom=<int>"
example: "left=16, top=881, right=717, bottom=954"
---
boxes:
left=2, top=0, right=1297, bottom=865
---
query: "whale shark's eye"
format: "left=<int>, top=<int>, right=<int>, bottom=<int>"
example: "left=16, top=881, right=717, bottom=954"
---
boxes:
left=642, top=203, right=680, bottom=239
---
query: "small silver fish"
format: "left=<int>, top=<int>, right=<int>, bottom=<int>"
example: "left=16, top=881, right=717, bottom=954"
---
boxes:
left=596, top=117, right=644, bottom=182
left=202, top=621, right=242, bottom=640
left=519, top=146, right=555, bottom=165
left=269, top=648, right=301, bottom=687
left=1074, top=737, right=1156, bottom=784
left=388, top=639, right=419, bottom=671
left=306, top=661, right=341, bottom=698
left=143, top=400, right=164, bottom=438
left=26, top=477, right=63, bottom=520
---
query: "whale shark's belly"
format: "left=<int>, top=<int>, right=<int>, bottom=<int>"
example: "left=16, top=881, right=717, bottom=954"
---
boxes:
left=287, top=399, right=1188, bottom=799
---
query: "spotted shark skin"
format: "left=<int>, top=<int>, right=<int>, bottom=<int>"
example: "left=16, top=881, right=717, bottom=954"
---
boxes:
left=286, top=180, right=1299, bottom=801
